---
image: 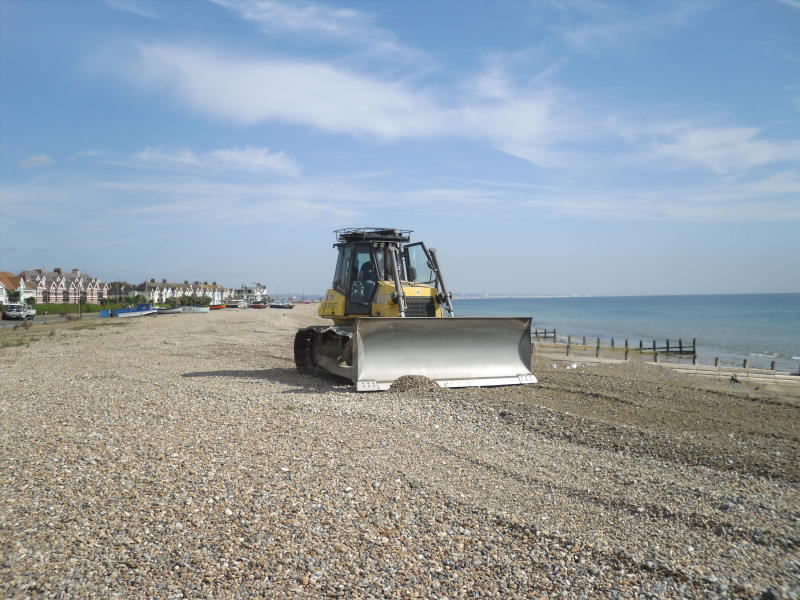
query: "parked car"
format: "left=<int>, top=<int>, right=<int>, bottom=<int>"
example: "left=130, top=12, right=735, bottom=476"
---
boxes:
left=2, top=303, right=36, bottom=320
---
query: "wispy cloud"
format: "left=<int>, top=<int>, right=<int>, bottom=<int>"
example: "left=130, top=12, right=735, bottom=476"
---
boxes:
left=133, top=146, right=301, bottom=177
left=5, top=163, right=799, bottom=227
left=102, top=0, right=165, bottom=21
left=776, top=0, right=800, bottom=10
left=73, top=150, right=110, bottom=159
left=19, top=154, right=55, bottom=168
left=123, top=43, right=584, bottom=164
left=128, top=44, right=451, bottom=138
left=650, top=127, right=800, bottom=174
left=93, top=177, right=359, bottom=224
left=546, top=0, right=713, bottom=51
left=120, top=42, right=800, bottom=176
left=211, top=0, right=422, bottom=63
left=517, top=170, right=800, bottom=221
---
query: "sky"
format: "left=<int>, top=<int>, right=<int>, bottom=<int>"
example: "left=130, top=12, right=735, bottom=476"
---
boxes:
left=1, top=0, right=799, bottom=296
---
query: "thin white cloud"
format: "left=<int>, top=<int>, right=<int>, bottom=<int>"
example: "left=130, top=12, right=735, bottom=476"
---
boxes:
left=124, top=43, right=583, bottom=163
left=550, top=1, right=714, bottom=51
left=134, top=146, right=301, bottom=177
left=74, top=150, right=109, bottom=158
left=4, top=163, right=800, bottom=228
left=86, top=167, right=800, bottom=223
left=129, top=45, right=452, bottom=138
left=121, top=43, right=800, bottom=176
left=519, top=169, right=800, bottom=221
left=650, top=127, right=800, bottom=174
left=19, top=154, right=55, bottom=168
left=207, top=147, right=300, bottom=177
left=776, top=0, right=800, bottom=10
left=102, top=0, right=164, bottom=21
left=211, top=0, right=421, bottom=62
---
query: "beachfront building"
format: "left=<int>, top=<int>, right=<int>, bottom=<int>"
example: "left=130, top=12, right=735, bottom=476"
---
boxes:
left=234, top=282, right=268, bottom=303
left=17, top=268, right=108, bottom=304
left=9, top=267, right=236, bottom=305
left=20, top=268, right=66, bottom=304
left=0, top=272, right=12, bottom=305
left=0, top=271, right=33, bottom=305
left=134, top=279, right=233, bottom=304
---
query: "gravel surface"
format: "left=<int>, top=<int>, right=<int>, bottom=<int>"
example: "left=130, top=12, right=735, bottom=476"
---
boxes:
left=1, top=305, right=798, bottom=599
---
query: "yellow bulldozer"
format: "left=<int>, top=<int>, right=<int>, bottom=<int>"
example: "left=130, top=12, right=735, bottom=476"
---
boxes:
left=294, top=228, right=537, bottom=391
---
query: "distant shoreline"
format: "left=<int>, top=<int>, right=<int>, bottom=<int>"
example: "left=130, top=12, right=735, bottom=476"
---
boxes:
left=454, top=291, right=800, bottom=300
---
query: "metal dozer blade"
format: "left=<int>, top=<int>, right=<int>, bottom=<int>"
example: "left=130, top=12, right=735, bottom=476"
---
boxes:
left=352, top=316, right=538, bottom=391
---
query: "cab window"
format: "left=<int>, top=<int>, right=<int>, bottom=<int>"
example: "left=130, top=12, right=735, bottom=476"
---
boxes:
left=404, top=243, right=436, bottom=284
left=350, top=245, right=378, bottom=305
left=332, top=245, right=353, bottom=292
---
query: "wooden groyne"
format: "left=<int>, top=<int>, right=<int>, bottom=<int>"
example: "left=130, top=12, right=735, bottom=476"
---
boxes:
left=532, top=333, right=799, bottom=374
left=533, top=331, right=697, bottom=358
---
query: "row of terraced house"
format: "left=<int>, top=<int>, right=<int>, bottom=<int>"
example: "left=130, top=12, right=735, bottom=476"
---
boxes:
left=0, top=268, right=239, bottom=306
left=133, top=279, right=234, bottom=304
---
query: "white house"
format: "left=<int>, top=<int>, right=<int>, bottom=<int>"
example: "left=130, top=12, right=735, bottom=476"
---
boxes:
left=0, top=271, right=18, bottom=305
left=1, top=271, right=35, bottom=305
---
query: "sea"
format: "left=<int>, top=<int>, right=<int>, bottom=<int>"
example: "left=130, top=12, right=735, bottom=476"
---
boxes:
left=455, top=293, right=800, bottom=372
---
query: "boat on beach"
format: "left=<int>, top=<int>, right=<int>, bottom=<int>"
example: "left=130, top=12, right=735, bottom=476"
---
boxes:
left=183, top=306, right=210, bottom=313
left=209, top=304, right=226, bottom=310
left=249, top=303, right=267, bottom=309
left=269, top=302, right=294, bottom=309
left=156, top=307, right=183, bottom=315
left=114, top=303, right=157, bottom=318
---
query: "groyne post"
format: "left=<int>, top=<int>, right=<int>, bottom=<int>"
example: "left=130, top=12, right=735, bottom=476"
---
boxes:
left=595, top=338, right=600, bottom=358
left=679, top=339, right=683, bottom=353
left=582, top=336, right=586, bottom=346
left=639, top=340, right=643, bottom=351
left=771, top=360, right=776, bottom=370
left=715, top=357, right=720, bottom=367
left=743, top=359, right=748, bottom=368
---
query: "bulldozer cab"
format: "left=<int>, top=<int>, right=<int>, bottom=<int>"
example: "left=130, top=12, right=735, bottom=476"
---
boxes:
left=331, top=228, right=442, bottom=315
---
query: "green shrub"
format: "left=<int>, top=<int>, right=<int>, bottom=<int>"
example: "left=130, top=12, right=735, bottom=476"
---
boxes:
left=34, top=303, right=112, bottom=314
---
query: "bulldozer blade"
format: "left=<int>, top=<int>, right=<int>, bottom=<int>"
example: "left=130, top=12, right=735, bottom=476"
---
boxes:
left=353, top=317, right=537, bottom=391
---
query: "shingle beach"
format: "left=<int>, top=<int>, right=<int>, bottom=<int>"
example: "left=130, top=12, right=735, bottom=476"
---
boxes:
left=1, top=305, right=798, bottom=599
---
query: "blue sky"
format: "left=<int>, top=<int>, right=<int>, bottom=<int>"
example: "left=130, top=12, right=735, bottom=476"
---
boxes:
left=1, top=0, right=799, bottom=296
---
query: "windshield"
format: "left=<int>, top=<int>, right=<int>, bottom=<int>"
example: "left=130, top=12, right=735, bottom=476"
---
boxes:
left=7, top=305, right=23, bottom=311
left=404, top=243, right=436, bottom=285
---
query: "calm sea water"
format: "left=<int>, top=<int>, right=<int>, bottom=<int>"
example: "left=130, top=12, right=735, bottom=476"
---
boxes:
left=455, top=294, right=800, bottom=372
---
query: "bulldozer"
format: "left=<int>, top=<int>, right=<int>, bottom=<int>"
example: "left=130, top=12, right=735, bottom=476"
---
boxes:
left=293, top=228, right=537, bottom=391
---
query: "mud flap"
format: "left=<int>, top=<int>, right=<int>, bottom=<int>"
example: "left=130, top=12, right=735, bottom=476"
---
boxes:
left=353, top=317, right=537, bottom=391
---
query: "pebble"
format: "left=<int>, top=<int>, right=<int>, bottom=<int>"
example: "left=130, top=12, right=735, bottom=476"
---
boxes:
left=0, top=306, right=797, bottom=599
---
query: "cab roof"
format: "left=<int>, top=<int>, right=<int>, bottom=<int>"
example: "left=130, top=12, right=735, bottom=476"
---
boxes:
left=335, top=228, right=412, bottom=243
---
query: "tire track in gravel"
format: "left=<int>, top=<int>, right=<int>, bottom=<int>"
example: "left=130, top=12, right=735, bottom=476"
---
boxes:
left=428, top=442, right=798, bottom=552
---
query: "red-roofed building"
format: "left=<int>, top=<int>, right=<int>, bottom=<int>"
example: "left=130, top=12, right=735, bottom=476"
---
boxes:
left=0, top=271, right=34, bottom=305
